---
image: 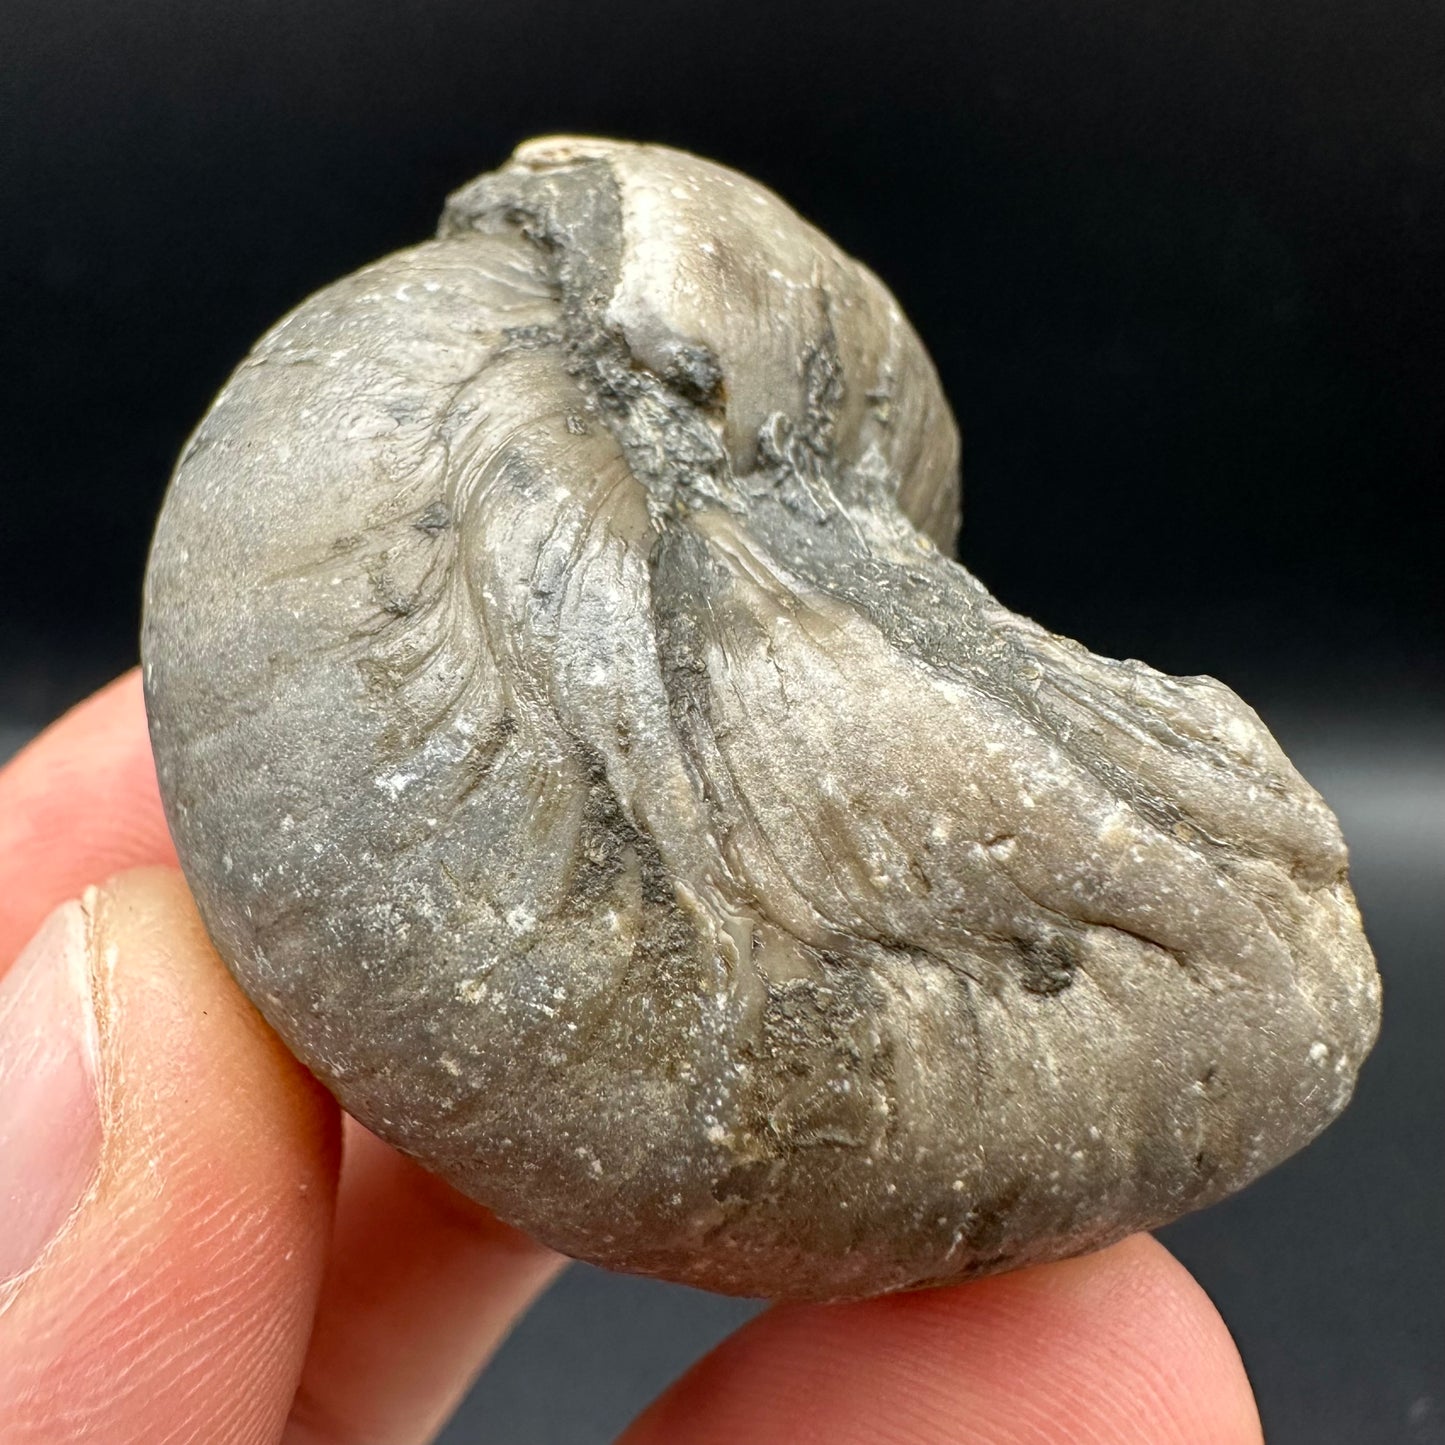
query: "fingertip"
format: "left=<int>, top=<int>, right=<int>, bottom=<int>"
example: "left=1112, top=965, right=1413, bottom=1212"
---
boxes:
left=0, top=670, right=176, bottom=967
left=0, top=868, right=340, bottom=1443
left=93, top=866, right=340, bottom=1191
left=623, top=1235, right=1262, bottom=1445
left=285, top=1121, right=565, bottom=1445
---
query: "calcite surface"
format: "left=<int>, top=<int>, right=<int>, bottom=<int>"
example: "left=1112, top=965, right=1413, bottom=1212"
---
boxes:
left=142, top=138, right=1380, bottom=1300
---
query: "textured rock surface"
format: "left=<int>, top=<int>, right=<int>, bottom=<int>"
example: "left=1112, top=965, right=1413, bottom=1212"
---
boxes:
left=142, top=137, right=1380, bottom=1300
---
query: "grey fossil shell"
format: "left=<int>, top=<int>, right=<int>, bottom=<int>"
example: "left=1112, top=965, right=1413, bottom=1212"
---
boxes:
left=142, top=137, right=1380, bottom=1301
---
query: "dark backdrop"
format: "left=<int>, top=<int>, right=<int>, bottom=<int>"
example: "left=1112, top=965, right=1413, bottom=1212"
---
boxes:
left=2, top=3, right=1441, bottom=1442
left=4, top=0, right=1442, bottom=714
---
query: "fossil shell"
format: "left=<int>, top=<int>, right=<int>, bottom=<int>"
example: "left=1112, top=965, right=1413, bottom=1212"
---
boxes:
left=142, top=137, right=1380, bottom=1300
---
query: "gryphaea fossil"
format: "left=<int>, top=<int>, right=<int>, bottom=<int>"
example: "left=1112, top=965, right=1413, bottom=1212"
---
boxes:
left=142, top=138, right=1379, bottom=1300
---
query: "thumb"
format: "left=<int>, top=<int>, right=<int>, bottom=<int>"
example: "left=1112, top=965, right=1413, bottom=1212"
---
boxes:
left=0, top=868, right=340, bottom=1443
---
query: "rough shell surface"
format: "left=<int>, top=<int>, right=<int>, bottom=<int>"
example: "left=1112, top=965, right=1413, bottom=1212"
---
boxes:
left=142, top=137, right=1380, bottom=1301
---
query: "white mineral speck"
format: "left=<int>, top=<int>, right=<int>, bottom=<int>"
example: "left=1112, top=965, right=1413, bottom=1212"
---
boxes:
left=377, top=770, right=418, bottom=799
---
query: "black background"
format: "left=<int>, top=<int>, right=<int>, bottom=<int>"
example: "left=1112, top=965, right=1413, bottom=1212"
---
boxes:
left=2, top=3, right=1441, bottom=1442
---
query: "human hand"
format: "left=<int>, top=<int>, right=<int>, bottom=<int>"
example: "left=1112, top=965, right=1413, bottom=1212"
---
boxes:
left=0, top=671, right=1265, bottom=1443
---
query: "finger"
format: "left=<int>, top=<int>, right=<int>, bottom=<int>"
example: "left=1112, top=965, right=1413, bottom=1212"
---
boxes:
left=284, top=1120, right=564, bottom=1445
left=0, top=675, right=565, bottom=1443
left=0, top=670, right=175, bottom=967
left=621, top=1234, right=1262, bottom=1445
left=0, top=868, right=341, bottom=1443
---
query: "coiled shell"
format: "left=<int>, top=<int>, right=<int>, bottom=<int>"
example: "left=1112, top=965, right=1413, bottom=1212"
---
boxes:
left=142, top=138, right=1380, bottom=1300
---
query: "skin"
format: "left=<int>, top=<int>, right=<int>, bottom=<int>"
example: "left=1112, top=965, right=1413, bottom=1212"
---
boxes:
left=0, top=672, right=1266, bottom=1442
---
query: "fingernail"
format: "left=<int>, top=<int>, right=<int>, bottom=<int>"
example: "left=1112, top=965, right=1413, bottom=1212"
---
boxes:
left=0, top=900, right=104, bottom=1283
